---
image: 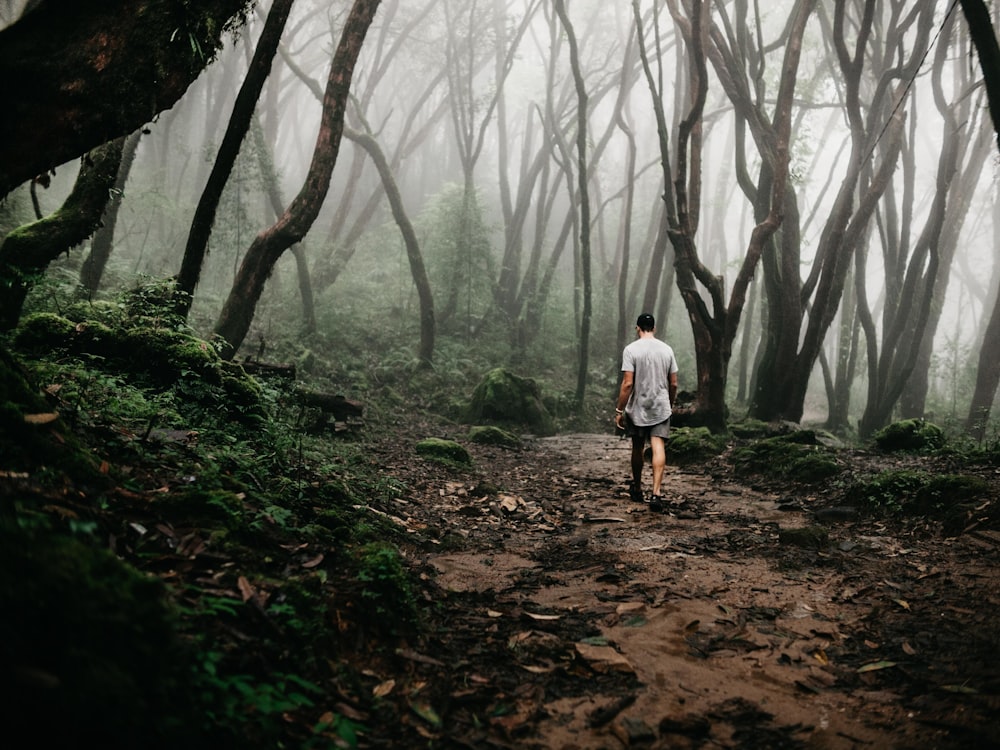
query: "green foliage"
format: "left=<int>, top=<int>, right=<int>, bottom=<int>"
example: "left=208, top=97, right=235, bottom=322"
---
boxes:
left=730, top=433, right=841, bottom=484
left=841, top=469, right=985, bottom=519
left=14, top=284, right=266, bottom=426
left=190, top=648, right=336, bottom=746
left=415, top=437, right=473, bottom=468
left=872, top=419, right=945, bottom=453
left=356, top=541, right=419, bottom=633
left=668, top=426, right=728, bottom=464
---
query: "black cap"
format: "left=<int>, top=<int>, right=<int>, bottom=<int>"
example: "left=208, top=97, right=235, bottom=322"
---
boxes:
left=636, top=313, right=655, bottom=331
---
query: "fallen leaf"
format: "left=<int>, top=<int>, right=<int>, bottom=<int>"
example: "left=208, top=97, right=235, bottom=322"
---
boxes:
left=940, top=684, right=978, bottom=694
left=894, top=599, right=910, bottom=611
left=812, top=649, right=829, bottom=665
left=238, top=576, right=256, bottom=603
left=373, top=679, right=395, bottom=697
left=525, top=611, right=560, bottom=621
left=858, top=660, right=897, bottom=673
left=409, top=700, right=442, bottom=728
left=301, top=553, right=325, bottom=568
left=23, top=412, right=58, bottom=424
left=901, top=641, right=917, bottom=656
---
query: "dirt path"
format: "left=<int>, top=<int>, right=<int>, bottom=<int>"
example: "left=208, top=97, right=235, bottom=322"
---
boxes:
left=400, top=432, right=1000, bottom=749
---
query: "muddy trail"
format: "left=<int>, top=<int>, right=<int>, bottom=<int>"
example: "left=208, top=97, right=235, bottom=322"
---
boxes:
left=365, top=430, right=1000, bottom=749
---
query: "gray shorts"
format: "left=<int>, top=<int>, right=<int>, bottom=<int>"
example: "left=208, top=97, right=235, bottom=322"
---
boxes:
left=626, top=415, right=671, bottom=441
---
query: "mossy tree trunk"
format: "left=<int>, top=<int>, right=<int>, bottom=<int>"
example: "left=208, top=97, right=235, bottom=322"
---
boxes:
left=0, top=138, right=125, bottom=330
left=0, top=0, right=255, bottom=198
left=213, top=0, right=381, bottom=359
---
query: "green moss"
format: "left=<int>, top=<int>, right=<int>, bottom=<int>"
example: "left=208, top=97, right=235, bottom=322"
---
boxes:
left=415, top=437, right=472, bottom=468
left=668, top=426, right=728, bottom=464
left=468, top=424, right=522, bottom=448
left=846, top=470, right=930, bottom=516
left=731, top=433, right=841, bottom=484
left=13, top=312, right=265, bottom=423
left=728, top=418, right=772, bottom=439
left=872, top=419, right=945, bottom=453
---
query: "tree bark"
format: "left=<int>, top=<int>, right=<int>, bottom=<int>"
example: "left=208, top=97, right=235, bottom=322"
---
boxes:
left=0, top=138, right=125, bottom=329
left=213, top=0, right=381, bottom=358
left=176, top=0, right=296, bottom=317
left=0, top=0, right=254, bottom=198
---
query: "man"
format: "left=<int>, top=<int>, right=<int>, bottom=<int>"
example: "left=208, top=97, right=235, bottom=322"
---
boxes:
left=614, top=313, right=678, bottom=512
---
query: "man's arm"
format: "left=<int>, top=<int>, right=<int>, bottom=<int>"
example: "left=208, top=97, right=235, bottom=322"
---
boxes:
left=668, top=371, right=678, bottom=408
left=614, top=371, right=633, bottom=429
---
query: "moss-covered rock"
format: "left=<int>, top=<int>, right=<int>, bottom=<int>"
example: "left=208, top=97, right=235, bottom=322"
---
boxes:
left=468, top=424, right=522, bottom=448
left=415, top=437, right=472, bottom=468
left=668, top=426, right=728, bottom=464
left=466, top=368, right=555, bottom=436
left=13, top=312, right=264, bottom=422
left=872, top=419, right=945, bottom=453
left=730, top=433, right=841, bottom=484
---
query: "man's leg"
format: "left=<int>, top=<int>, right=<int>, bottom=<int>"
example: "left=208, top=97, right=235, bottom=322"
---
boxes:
left=650, top=435, right=666, bottom=497
left=630, top=435, right=645, bottom=499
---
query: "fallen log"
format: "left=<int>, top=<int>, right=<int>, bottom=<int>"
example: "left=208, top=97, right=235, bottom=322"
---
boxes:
left=295, top=388, right=364, bottom=422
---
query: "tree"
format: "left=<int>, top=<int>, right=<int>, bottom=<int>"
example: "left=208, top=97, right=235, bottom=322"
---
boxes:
left=634, top=0, right=815, bottom=431
left=79, top=129, right=144, bottom=297
left=175, top=0, right=296, bottom=318
left=0, top=0, right=255, bottom=198
left=553, top=0, right=593, bottom=409
left=0, top=138, right=126, bottom=328
left=213, top=0, right=381, bottom=358
left=748, top=0, right=928, bottom=423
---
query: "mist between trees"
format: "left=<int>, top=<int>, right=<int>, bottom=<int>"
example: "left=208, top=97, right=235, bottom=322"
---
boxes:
left=2, top=0, right=999, bottom=440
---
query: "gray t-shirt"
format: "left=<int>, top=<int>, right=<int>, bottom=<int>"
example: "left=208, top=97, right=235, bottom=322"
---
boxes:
left=621, top=337, right=678, bottom=427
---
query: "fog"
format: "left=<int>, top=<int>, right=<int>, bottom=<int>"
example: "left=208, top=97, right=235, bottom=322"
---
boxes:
left=7, top=0, right=999, bottom=432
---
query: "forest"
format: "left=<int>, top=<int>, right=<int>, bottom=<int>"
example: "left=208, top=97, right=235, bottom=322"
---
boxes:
left=2, top=0, right=1000, bottom=748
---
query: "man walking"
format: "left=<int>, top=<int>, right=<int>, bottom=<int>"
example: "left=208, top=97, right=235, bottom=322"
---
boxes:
left=614, top=313, right=678, bottom=512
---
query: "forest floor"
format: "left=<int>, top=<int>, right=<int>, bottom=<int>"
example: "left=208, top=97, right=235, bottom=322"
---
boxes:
left=359, top=421, right=1000, bottom=749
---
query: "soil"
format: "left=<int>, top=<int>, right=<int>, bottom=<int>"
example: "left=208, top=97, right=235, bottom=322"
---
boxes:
left=363, top=426, right=1000, bottom=749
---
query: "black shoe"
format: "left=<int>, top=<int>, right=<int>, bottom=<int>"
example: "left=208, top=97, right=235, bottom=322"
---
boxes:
left=649, top=495, right=664, bottom=512
left=629, top=484, right=644, bottom=503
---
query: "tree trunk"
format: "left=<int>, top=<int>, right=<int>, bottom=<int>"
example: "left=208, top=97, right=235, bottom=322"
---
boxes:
left=345, top=128, right=436, bottom=365
left=78, top=129, right=143, bottom=297
left=0, top=138, right=125, bottom=329
left=213, top=0, right=381, bottom=358
left=251, top=116, right=317, bottom=335
left=553, top=0, right=593, bottom=409
left=0, top=0, right=254, bottom=198
left=176, top=0, right=295, bottom=317
left=960, top=0, right=1000, bottom=157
